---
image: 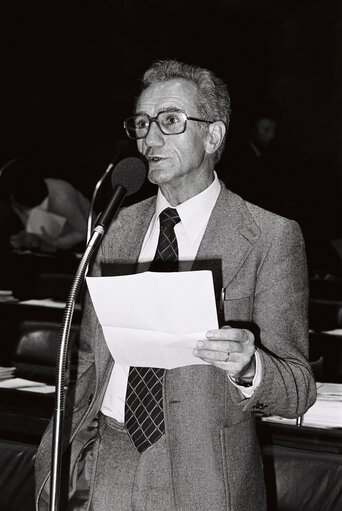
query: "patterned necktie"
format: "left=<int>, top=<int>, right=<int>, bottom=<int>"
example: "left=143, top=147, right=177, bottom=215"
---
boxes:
left=125, top=207, right=181, bottom=452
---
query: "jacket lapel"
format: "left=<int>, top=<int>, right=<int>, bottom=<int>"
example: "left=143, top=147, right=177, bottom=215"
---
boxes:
left=100, top=197, right=156, bottom=276
left=193, top=184, right=260, bottom=294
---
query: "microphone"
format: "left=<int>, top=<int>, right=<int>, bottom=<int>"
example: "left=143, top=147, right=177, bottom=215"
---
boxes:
left=86, top=140, right=132, bottom=240
left=94, top=156, right=147, bottom=230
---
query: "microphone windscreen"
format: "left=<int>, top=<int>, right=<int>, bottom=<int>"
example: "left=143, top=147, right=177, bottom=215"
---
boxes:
left=111, top=156, right=147, bottom=197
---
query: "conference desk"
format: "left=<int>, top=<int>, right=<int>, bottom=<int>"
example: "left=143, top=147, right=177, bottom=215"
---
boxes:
left=0, top=387, right=53, bottom=443
left=257, top=421, right=342, bottom=510
left=0, top=296, right=82, bottom=324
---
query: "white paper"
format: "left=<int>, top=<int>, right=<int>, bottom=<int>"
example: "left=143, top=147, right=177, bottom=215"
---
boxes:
left=86, top=270, right=218, bottom=369
left=20, top=384, right=55, bottom=393
left=18, top=298, right=81, bottom=311
left=26, top=208, right=66, bottom=238
left=0, top=377, right=54, bottom=393
left=19, top=298, right=66, bottom=308
left=0, top=366, right=16, bottom=380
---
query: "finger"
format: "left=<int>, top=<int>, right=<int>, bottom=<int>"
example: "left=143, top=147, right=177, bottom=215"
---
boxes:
left=196, top=339, right=242, bottom=353
left=206, top=328, right=250, bottom=342
left=193, top=348, right=235, bottom=363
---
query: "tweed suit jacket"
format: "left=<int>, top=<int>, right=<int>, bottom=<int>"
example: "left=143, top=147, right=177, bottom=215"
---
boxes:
left=35, top=183, right=317, bottom=511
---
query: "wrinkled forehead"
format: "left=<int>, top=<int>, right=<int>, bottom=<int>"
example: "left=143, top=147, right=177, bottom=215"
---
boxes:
left=135, top=78, right=200, bottom=116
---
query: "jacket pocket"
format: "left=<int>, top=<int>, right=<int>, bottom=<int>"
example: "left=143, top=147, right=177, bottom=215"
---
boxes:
left=220, top=418, right=265, bottom=511
left=223, top=296, right=253, bottom=323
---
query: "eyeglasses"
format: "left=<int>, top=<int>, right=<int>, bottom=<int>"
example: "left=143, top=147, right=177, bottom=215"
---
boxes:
left=124, top=109, right=214, bottom=140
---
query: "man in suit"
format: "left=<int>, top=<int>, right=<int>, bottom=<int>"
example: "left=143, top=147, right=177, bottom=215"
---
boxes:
left=35, top=59, right=316, bottom=511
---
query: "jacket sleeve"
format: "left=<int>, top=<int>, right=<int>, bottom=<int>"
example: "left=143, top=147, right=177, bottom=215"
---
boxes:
left=230, top=218, right=317, bottom=417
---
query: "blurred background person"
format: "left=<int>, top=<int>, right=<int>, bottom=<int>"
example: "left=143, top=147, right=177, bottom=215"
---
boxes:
left=222, top=102, right=341, bottom=278
left=223, top=101, right=297, bottom=220
left=1, top=159, right=90, bottom=253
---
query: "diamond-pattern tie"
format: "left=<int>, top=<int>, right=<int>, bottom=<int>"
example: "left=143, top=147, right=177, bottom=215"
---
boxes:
left=125, top=208, right=181, bottom=452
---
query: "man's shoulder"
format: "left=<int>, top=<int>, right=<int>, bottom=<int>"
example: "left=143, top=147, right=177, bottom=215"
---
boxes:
left=220, top=184, right=301, bottom=239
left=245, top=197, right=291, bottom=226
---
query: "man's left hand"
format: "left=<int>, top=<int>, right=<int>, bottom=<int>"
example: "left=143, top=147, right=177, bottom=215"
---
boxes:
left=193, top=326, right=256, bottom=380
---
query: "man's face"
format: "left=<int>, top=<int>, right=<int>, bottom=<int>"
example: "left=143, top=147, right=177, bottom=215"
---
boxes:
left=135, top=79, right=214, bottom=204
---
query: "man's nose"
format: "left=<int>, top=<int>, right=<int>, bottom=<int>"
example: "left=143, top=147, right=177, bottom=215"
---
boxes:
left=144, top=121, right=164, bottom=147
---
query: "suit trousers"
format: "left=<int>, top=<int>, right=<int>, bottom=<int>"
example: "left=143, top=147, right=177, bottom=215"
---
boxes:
left=90, top=412, right=173, bottom=511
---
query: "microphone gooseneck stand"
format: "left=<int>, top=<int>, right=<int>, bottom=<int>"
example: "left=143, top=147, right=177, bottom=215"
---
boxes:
left=49, top=224, right=105, bottom=511
left=86, top=162, right=113, bottom=242
left=49, top=186, right=128, bottom=511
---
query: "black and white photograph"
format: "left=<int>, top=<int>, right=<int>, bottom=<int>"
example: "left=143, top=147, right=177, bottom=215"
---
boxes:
left=0, top=1, right=341, bottom=510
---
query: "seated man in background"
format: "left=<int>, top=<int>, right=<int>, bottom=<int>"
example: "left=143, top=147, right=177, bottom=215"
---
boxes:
left=223, top=102, right=296, bottom=219
left=2, top=159, right=90, bottom=253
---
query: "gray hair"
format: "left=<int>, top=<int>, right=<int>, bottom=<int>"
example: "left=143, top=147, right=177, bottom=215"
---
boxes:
left=140, top=59, right=231, bottom=162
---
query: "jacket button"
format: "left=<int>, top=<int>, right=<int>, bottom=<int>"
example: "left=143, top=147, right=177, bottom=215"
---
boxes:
left=88, top=394, right=93, bottom=405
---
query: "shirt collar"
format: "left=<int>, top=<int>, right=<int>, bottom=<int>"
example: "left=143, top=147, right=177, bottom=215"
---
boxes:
left=154, top=171, right=221, bottom=245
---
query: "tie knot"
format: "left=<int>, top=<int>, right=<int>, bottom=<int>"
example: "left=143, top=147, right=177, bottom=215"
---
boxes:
left=159, top=207, right=181, bottom=228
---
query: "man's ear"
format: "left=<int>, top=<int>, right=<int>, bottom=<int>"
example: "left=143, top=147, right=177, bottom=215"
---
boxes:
left=205, top=121, right=226, bottom=155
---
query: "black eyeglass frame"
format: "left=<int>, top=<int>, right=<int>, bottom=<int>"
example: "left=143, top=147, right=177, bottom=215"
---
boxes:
left=123, top=109, right=215, bottom=140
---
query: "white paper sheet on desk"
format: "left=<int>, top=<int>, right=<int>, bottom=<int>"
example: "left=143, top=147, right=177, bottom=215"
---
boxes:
left=27, top=208, right=66, bottom=238
left=0, top=377, right=54, bottom=393
left=86, top=270, right=218, bottom=369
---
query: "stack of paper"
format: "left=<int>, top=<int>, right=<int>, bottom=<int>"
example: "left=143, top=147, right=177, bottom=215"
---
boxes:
left=302, top=383, right=342, bottom=428
left=262, top=382, right=342, bottom=429
left=0, top=366, right=16, bottom=381
left=0, top=290, right=18, bottom=303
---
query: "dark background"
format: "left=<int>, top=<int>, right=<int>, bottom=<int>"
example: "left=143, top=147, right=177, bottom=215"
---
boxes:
left=1, top=0, right=342, bottom=253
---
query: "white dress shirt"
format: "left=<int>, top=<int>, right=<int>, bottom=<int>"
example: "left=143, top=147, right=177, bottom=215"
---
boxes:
left=101, top=173, right=261, bottom=422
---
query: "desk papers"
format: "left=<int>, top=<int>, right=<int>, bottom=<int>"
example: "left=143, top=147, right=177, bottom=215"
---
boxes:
left=0, top=377, right=54, bottom=393
left=86, top=270, right=218, bottom=369
left=27, top=208, right=66, bottom=239
left=262, top=382, right=342, bottom=429
left=0, top=367, right=16, bottom=380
